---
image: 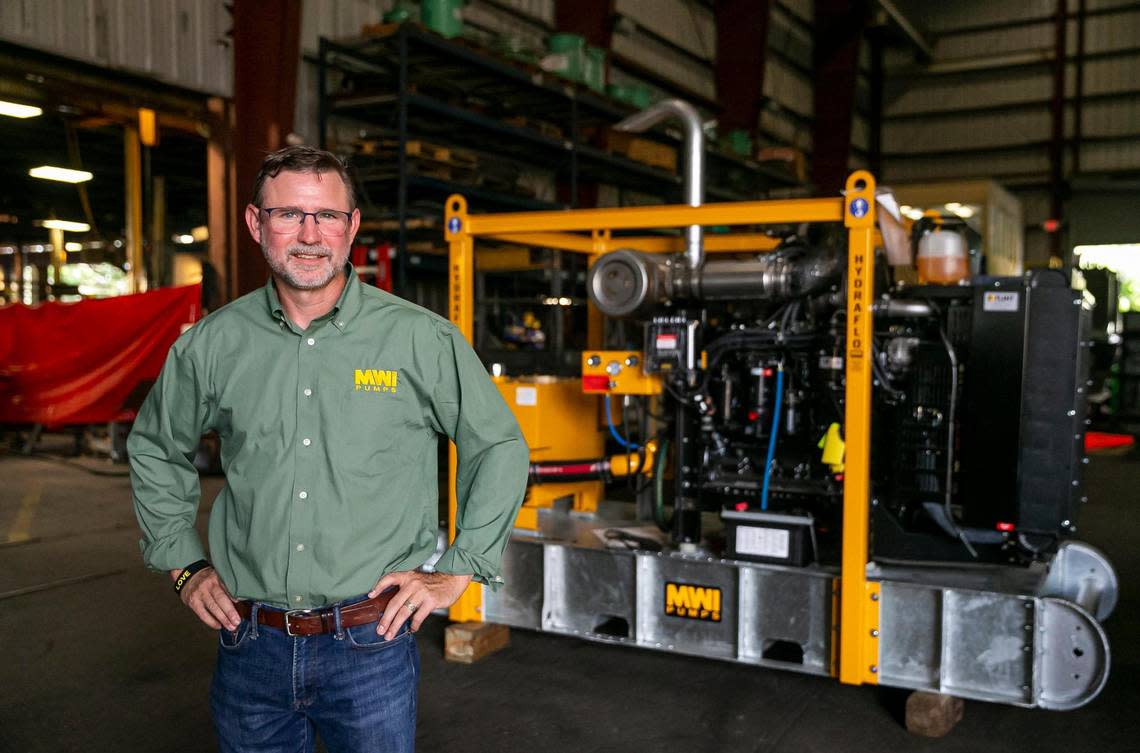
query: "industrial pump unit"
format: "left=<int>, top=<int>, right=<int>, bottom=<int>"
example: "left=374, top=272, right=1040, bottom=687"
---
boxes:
left=441, top=160, right=1116, bottom=711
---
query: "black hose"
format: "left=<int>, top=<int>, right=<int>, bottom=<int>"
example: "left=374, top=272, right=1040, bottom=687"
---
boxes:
left=653, top=436, right=672, bottom=532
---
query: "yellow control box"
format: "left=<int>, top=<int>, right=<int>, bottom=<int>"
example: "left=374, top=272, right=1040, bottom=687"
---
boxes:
left=581, top=350, right=662, bottom=395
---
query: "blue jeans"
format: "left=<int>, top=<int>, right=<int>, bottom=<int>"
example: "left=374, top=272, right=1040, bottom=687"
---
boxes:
left=209, top=595, right=420, bottom=753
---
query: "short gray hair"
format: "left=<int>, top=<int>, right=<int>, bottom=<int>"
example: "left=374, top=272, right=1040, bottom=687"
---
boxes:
left=251, top=145, right=356, bottom=209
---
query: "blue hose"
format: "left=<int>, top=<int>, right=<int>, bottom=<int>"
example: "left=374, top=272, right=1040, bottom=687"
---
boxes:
left=604, top=393, right=640, bottom=450
left=760, top=366, right=784, bottom=511
left=606, top=389, right=642, bottom=448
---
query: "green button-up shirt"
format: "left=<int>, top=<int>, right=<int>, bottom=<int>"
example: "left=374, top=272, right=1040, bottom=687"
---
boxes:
left=129, top=267, right=529, bottom=608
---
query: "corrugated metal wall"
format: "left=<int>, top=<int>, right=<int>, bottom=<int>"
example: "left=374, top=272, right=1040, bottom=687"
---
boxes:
left=763, top=1, right=814, bottom=152
left=881, top=0, right=1140, bottom=265
left=0, top=0, right=232, bottom=96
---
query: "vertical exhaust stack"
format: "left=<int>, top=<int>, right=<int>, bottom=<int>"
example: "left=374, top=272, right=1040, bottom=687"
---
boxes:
left=615, top=99, right=706, bottom=270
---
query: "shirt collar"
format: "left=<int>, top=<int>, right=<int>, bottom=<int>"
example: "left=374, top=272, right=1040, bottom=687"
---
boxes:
left=264, top=263, right=362, bottom=332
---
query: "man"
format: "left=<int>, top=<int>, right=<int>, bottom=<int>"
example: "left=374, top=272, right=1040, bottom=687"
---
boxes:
left=129, top=145, right=529, bottom=752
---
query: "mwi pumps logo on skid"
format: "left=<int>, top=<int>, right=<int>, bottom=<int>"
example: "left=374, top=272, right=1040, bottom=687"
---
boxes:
left=664, top=581, right=722, bottom=622
left=354, top=369, right=399, bottom=394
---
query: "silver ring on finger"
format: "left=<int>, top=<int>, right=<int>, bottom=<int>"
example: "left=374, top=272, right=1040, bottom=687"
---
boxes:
left=405, top=602, right=419, bottom=615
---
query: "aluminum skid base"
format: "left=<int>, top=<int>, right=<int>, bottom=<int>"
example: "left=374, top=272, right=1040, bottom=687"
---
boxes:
left=484, top=508, right=1115, bottom=710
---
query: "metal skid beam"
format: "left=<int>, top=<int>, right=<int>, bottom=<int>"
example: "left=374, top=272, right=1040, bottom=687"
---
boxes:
left=486, top=531, right=1110, bottom=710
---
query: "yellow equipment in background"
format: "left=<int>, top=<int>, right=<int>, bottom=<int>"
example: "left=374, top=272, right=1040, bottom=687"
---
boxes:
left=494, top=376, right=604, bottom=525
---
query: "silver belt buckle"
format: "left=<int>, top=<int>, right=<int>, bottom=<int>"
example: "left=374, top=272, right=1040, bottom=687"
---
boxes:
left=283, top=609, right=312, bottom=636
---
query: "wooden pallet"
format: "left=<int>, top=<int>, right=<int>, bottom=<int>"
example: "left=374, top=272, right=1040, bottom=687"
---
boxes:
left=356, top=138, right=478, bottom=169
left=502, top=115, right=565, bottom=141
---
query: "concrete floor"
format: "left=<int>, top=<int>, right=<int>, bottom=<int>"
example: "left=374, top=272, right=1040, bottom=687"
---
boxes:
left=1, top=443, right=1137, bottom=752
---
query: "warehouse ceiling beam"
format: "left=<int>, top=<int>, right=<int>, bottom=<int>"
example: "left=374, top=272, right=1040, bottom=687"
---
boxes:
left=811, top=0, right=870, bottom=194
left=874, top=0, right=932, bottom=61
left=232, top=0, right=302, bottom=297
left=0, top=41, right=210, bottom=126
left=714, top=0, right=772, bottom=139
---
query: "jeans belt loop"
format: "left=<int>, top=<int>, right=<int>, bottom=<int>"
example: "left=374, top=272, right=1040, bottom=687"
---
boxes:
left=249, top=602, right=260, bottom=640
left=333, top=602, right=346, bottom=640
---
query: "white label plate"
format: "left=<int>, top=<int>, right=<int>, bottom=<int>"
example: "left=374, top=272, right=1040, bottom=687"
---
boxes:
left=736, top=526, right=790, bottom=559
left=983, top=291, right=1020, bottom=312
left=515, top=386, right=537, bottom=406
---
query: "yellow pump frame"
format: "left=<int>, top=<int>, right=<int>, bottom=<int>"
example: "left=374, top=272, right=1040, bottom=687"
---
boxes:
left=445, top=172, right=879, bottom=686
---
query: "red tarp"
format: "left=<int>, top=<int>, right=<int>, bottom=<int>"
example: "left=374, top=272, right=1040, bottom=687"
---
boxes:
left=0, top=285, right=200, bottom=427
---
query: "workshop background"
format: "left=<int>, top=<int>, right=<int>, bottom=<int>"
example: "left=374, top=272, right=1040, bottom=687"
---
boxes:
left=1, top=1, right=1138, bottom=751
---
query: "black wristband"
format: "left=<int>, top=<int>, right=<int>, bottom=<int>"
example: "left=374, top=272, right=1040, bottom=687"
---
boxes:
left=174, top=559, right=211, bottom=595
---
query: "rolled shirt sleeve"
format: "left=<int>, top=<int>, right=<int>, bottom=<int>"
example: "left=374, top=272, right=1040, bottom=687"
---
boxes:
left=127, top=334, right=214, bottom=572
left=429, top=322, right=529, bottom=589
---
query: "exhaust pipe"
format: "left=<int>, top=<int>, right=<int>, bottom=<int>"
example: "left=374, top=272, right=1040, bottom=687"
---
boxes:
left=615, top=99, right=705, bottom=270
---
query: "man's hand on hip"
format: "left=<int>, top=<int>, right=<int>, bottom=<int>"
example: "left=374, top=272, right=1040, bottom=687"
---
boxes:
left=169, top=567, right=241, bottom=631
left=369, top=571, right=473, bottom=640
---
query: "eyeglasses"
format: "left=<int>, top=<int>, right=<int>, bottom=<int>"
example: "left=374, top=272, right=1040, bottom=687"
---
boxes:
left=261, top=206, right=352, bottom=236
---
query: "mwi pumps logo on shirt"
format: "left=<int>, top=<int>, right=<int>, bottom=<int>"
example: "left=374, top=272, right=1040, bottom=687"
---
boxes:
left=354, top=369, right=399, bottom=394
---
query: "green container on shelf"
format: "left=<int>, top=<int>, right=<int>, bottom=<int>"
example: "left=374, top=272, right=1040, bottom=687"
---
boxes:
left=583, top=46, right=606, bottom=92
left=727, top=129, right=753, bottom=157
left=547, top=33, right=586, bottom=82
left=606, top=83, right=630, bottom=102
left=627, top=84, right=651, bottom=109
left=423, top=0, right=464, bottom=38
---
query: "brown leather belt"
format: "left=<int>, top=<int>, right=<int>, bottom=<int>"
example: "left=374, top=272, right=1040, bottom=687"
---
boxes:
left=235, top=590, right=395, bottom=637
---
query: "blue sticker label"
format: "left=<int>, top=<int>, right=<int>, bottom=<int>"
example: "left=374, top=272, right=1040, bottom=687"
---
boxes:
left=447, top=217, right=461, bottom=234
left=850, top=198, right=869, bottom=218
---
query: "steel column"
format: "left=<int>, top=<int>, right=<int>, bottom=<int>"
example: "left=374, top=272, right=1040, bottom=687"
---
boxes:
left=1050, top=0, right=1068, bottom=263
left=1073, top=0, right=1086, bottom=176
left=811, top=0, right=870, bottom=194
left=124, top=125, right=144, bottom=294
left=207, top=97, right=237, bottom=306
left=714, top=0, right=773, bottom=138
left=232, top=0, right=302, bottom=296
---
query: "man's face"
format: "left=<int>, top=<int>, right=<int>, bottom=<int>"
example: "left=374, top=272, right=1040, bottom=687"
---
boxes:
left=245, top=170, right=360, bottom=292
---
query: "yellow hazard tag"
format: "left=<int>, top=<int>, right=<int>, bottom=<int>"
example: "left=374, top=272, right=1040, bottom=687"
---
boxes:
left=818, top=423, right=845, bottom=472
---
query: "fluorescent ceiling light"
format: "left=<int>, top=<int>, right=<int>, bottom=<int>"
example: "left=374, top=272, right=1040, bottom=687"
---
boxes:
left=0, top=100, right=42, bottom=118
left=903, top=207, right=924, bottom=221
left=29, top=165, right=94, bottom=183
left=65, top=242, right=82, bottom=252
left=173, top=233, right=195, bottom=245
left=38, top=219, right=91, bottom=232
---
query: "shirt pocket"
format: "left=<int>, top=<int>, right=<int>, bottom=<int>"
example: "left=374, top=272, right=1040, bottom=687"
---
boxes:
left=334, top=386, right=427, bottom=467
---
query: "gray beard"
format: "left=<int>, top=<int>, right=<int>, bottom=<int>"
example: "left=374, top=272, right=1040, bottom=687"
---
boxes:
left=262, top=242, right=341, bottom=290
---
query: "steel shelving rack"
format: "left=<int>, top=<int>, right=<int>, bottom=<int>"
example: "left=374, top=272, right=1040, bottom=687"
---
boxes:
left=317, top=22, right=799, bottom=294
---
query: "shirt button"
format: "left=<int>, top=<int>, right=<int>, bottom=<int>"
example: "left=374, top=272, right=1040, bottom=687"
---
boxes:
left=306, top=337, right=316, bottom=346
left=294, top=595, right=303, bottom=603
left=302, top=438, right=311, bottom=446
left=298, top=491, right=308, bottom=500
left=303, top=388, right=312, bottom=397
left=336, top=321, right=344, bottom=327
left=296, top=544, right=305, bottom=552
